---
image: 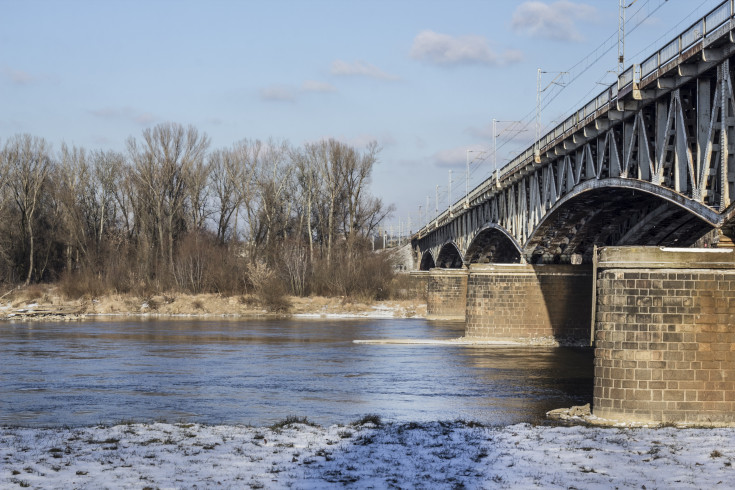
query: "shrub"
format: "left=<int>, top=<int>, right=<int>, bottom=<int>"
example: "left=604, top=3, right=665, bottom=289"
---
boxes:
left=249, top=260, right=291, bottom=313
left=352, top=414, right=382, bottom=426
left=309, top=239, right=395, bottom=300
left=280, top=239, right=310, bottom=296
left=270, top=416, right=318, bottom=430
left=22, top=284, right=45, bottom=301
left=173, top=232, right=245, bottom=295
left=257, top=276, right=291, bottom=313
left=58, top=270, right=106, bottom=299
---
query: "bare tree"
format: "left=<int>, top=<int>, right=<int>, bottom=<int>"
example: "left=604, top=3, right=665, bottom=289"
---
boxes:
left=186, top=156, right=211, bottom=231
left=112, top=162, right=137, bottom=240
left=293, top=143, right=324, bottom=261
left=256, top=140, right=294, bottom=258
left=2, top=134, right=53, bottom=284
left=319, top=139, right=345, bottom=264
left=209, top=147, right=244, bottom=243
left=236, top=139, right=264, bottom=261
left=128, top=122, right=210, bottom=270
left=342, top=140, right=379, bottom=241
left=57, top=143, right=91, bottom=271
left=88, top=150, right=124, bottom=246
left=0, top=127, right=396, bottom=298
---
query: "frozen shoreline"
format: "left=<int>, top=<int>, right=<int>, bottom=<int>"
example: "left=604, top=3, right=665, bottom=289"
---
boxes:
left=2, top=420, right=734, bottom=488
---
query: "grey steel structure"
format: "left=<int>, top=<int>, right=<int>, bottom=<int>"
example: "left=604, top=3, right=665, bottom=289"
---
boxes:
left=414, top=1, right=735, bottom=270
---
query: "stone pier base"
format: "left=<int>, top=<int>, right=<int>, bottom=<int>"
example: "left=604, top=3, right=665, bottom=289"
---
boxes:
left=594, top=246, right=735, bottom=425
left=426, top=268, right=468, bottom=320
left=465, top=264, right=592, bottom=342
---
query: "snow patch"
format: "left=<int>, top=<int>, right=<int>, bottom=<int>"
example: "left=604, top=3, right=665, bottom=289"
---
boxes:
left=1, top=421, right=733, bottom=488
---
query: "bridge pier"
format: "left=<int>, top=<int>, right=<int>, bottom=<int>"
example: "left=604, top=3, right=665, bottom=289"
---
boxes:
left=465, top=264, right=592, bottom=342
left=426, top=268, right=468, bottom=320
left=593, top=247, right=735, bottom=425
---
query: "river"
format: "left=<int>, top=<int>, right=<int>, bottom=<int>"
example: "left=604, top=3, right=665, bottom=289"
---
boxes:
left=0, top=318, right=593, bottom=427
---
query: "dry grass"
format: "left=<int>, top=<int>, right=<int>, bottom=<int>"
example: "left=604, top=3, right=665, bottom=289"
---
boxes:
left=0, top=284, right=426, bottom=319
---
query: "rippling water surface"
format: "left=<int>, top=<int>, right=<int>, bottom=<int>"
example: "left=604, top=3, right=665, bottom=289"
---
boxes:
left=0, top=318, right=593, bottom=427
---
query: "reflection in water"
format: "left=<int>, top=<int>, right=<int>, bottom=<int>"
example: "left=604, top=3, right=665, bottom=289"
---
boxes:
left=0, top=319, right=593, bottom=427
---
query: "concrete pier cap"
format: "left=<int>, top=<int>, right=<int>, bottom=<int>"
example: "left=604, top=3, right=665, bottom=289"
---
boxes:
left=596, top=245, right=735, bottom=269
left=593, top=246, right=735, bottom=425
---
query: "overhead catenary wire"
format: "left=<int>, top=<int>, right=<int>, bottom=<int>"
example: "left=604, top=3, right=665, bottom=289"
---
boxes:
left=420, top=0, right=720, bottom=227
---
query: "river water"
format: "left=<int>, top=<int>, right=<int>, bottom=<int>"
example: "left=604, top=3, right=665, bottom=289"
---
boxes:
left=0, top=318, right=593, bottom=427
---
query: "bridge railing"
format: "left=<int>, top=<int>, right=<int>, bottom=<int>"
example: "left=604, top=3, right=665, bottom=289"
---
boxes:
left=417, top=0, right=735, bottom=240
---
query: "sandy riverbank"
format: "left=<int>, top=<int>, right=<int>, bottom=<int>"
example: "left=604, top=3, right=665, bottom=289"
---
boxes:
left=0, top=286, right=427, bottom=321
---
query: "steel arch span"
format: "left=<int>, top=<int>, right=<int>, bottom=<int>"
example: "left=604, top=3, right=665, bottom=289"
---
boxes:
left=413, top=20, right=735, bottom=267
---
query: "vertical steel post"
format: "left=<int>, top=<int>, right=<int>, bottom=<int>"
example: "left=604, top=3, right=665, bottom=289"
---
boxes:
left=426, top=196, right=430, bottom=225
left=536, top=68, right=541, bottom=160
left=448, top=169, right=452, bottom=214
left=493, top=118, right=498, bottom=185
left=465, top=149, right=470, bottom=207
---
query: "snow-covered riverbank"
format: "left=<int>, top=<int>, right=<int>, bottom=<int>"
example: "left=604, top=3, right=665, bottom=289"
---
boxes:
left=2, top=419, right=733, bottom=488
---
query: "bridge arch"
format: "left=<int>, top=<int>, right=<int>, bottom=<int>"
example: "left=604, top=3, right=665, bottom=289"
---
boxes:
left=465, top=224, right=522, bottom=264
left=525, top=179, right=717, bottom=263
left=436, top=241, right=464, bottom=268
left=419, top=250, right=436, bottom=271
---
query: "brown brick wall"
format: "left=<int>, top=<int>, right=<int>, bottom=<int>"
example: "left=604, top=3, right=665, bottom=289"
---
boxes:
left=594, top=268, right=735, bottom=424
left=465, top=264, right=592, bottom=341
left=406, top=271, right=429, bottom=301
left=426, top=269, right=468, bottom=320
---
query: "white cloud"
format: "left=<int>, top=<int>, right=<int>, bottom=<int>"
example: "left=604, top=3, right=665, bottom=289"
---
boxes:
left=4, top=68, right=36, bottom=85
left=330, top=60, right=399, bottom=81
left=511, top=1, right=597, bottom=42
left=259, top=85, right=295, bottom=102
left=301, top=80, right=337, bottom=93
left=89, top=106, right=158, bottom=126
left=410, top=31, right=522, bottom=66
left=5, top=68, right=35, bottom=85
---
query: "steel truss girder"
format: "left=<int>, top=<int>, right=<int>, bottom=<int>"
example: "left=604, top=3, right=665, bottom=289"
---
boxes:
left=415, top=55, right=735, bottom=266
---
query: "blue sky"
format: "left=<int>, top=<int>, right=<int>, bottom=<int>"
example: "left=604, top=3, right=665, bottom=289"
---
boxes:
left=0, top=0, right=727, bottom=233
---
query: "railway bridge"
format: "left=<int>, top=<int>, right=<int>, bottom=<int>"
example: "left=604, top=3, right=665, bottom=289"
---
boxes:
left=412, top=1, right=735, bottom=425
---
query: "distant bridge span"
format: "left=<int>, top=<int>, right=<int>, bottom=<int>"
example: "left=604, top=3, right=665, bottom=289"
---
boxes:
left=414, top=1, right=735, bottom=269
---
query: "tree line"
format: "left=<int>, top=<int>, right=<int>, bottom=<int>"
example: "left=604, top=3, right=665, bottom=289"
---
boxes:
left=0, top=123, right=395, bottom=303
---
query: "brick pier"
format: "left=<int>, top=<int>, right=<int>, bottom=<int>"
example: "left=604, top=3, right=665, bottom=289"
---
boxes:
left=593, top=247, right=735, bottom=424
left=426, top=268, right=468, bottom=320
left=465, top=264, right=592, bottom=342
